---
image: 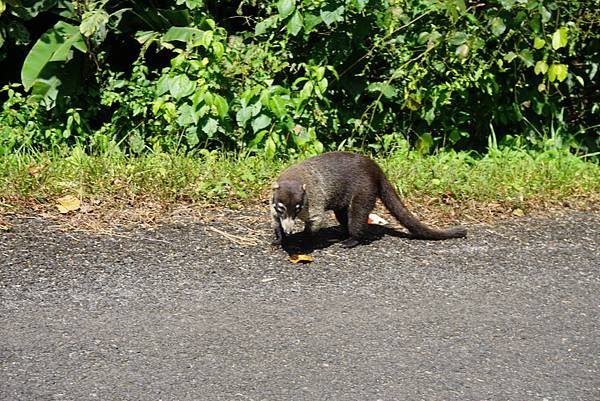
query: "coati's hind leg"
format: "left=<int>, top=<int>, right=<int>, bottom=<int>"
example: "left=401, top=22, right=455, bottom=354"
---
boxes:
left=334, top=208, right=349, bottom=230
left=340, top=192, right=376, bottom=248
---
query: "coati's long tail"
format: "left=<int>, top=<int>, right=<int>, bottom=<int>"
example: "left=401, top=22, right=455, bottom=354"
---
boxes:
left=378, top=175, right=467, bottom=240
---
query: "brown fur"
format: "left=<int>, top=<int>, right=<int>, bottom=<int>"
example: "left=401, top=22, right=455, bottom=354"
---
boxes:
left=271, top=151, right=466, bottom=247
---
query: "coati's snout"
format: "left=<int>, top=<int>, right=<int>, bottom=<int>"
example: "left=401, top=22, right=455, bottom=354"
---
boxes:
left=272, top=180, right=306, bottom=235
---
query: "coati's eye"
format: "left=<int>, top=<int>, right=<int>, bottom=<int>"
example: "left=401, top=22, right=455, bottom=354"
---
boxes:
left=295, top=204, right=302, bottom=211
left=273, top=202, right=286, bottom=215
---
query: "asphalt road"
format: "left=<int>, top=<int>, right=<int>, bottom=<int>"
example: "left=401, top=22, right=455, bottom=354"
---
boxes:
left=1, top=211, right=599, bottom=401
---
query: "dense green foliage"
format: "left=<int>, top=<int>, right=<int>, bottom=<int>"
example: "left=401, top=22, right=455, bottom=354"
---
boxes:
left=1, top=0, right=598, bottom=156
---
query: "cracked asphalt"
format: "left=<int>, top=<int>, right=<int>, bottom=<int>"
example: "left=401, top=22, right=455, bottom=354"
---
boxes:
left=1, top=210, right=599, bottom=400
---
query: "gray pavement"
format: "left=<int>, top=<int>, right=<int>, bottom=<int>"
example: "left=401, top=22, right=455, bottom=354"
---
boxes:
left=1, top=211, right=599, bottom=400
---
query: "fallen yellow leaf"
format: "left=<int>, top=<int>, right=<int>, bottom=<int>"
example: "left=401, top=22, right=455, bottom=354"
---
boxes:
left=512, top=208, right=525, bottom=217
left=56, top=195, right=81, bottom=214
left=289, top=254, right=313, bottom=264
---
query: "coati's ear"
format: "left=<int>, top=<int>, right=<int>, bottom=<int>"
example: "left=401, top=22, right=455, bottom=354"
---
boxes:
left=271, top=182, right=280, bottom=190
left=302, top=183, right=306, bottom=191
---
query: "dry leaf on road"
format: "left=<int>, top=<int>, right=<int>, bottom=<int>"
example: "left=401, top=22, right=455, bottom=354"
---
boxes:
left=289, top=254, right=313, bottom=264
left=56, top=195, right=81, bottom=214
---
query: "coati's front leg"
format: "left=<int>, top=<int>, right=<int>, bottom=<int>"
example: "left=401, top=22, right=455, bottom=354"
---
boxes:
left=302, top=215, right=324, bottom=242
left=272, top=215, right=285, bottom=245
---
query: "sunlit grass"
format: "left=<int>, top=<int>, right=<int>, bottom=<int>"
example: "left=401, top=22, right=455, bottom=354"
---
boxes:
left=1, top=146, right=598, bottom=218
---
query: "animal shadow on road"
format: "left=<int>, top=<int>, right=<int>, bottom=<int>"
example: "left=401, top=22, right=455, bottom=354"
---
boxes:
left=280, top=224, right=411, bottom=255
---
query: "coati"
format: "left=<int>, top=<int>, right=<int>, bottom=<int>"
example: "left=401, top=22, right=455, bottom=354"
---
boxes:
left=271, top=151, right=466, bottom=248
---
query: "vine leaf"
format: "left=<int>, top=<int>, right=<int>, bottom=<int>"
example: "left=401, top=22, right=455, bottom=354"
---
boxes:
left=552, top=27, right=568, bottom=50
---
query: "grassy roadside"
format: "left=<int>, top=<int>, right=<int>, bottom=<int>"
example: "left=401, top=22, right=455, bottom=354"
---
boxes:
left=1, top=146, right=598, bottom=228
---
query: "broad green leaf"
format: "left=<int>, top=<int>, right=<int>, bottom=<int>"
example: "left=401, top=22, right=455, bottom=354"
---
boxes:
left=156, top=75, right=170, bottom=96
left=168, top=75, right=196, bottom=100
left=163, top=26, right=204, bottom=43
left=80, top=9, right=109, bottom=38
left=534, top=60, right=548, bottom=75
left=547, top=65, right=557, bottom=82
left=176, top=104, right=198, bottom=126
left=200, top=31, right=213, bottom=49
left=548, top=63, right=568, bottom=82
left=352, top=0, right=367, bottom=12
left=465, top=13, right=478, bottom=24
left=251, top=114, right=272, bottom=133
left=196, top=105, right=209, bottom=119
left=30, top=77, right=61, bottom=108
left=255, top=15, right=279, bottom=35
left=236, top=106, right=252, bottom=126
left=504, top=51, right=517, bottom=62
left=518, top=49, right=534, bottom=67
left=179, top=0, right=204, bottom=10
left=265, top=136, right=277, bottom=159
left=490, top=17, right=506, bottom=36
left=213, top=95, right=229, bottom=118
left=320, top=6, right=345, bottom=26
left=249, top=101, right=262, bottom=116
left=367, top=82, right=397, bottom=99
left=499, top=0, right=516, bottom=9
left=529, top=15, right=541, bottom=34
left=405, top=94, right=421, bottom=111
left=317, top=78, right=328, bottom=94
left=417, top=132, right=433, bottom=154
left=202, top=117, right=219, bottom=137
left=277, top=0, right=295, bottom=19
left=204, top=92, right=214, bottom=106
left=269, top=95, right=288, bottom=119
left=449, top=31, right=467, bottom=45
left=303, top=13, right=322, bottom=32
left=540, top=6, right=551, bottom=23
left=21, top=21, right=87, bottom=91
left=417, top=31, right=430, bottom=45
left=163, top=27, right=211, bottom=48
left=552, top=27, right=568, bottom=50
left=136, top=30, right=160, bottom=56
left=249, top=129, right=267, bottom=148
left=533, top=37, right=545, bottom=49
left=300, top=81, right=313, bottom=100
left=212, top=41, right=224, bottom=59
left=185, top=128, right=199, bottom=147
left=287, top=10, right=303, bottom=36
left=424, top=108, right=435, bottom=125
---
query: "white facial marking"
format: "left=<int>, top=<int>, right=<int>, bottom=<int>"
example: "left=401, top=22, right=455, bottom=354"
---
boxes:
left=280, top=217, right=295, bottom=235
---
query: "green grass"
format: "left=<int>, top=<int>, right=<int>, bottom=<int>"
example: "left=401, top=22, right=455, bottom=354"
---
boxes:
left=1, top=146, right=598, bottom=220
left=382, top=147, right=599, bottom=209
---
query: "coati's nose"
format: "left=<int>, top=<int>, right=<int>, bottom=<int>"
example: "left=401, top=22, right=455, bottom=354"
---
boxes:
left=280, top=217, right=295, bottom=235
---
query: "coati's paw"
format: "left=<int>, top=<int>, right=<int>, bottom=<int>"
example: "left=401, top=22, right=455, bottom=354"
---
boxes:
left=339, top=238, right=360, bottom=248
